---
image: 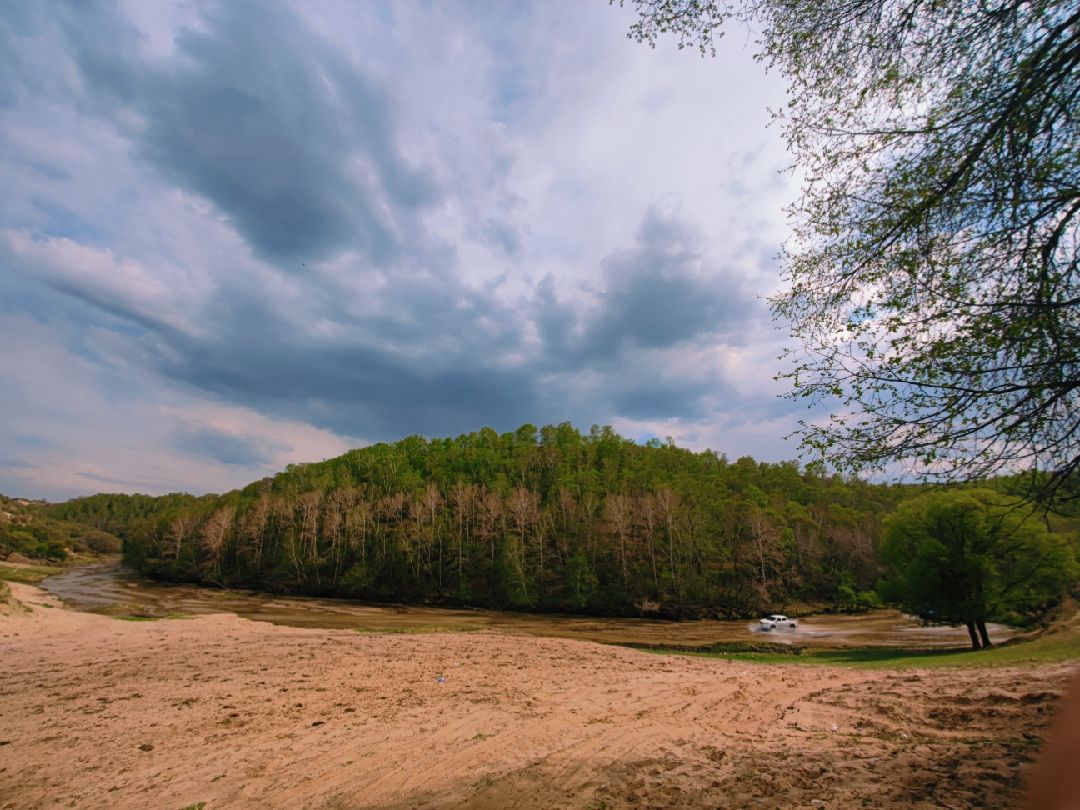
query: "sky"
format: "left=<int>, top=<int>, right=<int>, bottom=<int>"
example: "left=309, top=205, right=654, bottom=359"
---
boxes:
left=0, top=0, right=805, bottom=501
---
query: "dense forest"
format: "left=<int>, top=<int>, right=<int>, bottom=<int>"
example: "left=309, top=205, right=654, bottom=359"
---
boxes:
left=36, top=423, right=1079, bottom=620
left=44, top=424, right=920, bottom=618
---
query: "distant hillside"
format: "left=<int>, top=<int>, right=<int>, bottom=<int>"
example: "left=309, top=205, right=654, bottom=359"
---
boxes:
left=43, top=423, right=1079, bottom=618
left=48, top=423, right=921, bottom=617
left=1, top=494, right=121, bottom=561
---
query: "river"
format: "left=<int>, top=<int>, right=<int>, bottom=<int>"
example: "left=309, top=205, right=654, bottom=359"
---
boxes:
left=40, top=559, right=1014, bottom=649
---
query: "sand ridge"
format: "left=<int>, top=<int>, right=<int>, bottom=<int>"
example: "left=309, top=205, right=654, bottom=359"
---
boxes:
left=0, top=581, right=1073, bottom=808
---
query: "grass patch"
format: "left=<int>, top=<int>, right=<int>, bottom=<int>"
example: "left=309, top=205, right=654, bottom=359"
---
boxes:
left=91, top=602, right=177, bottom=620
left=0, top=563, right=64, bottom=584
left=352, top=624, right=480, bottom=634
left=641, top=628, right=1080, bottom=669
left=622, top=639, right=806, bottom=656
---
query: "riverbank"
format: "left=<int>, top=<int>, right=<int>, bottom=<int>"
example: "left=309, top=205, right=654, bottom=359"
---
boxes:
left=0, top=581, right=1074, bottom=808
left=38, top=560, right=1022, bottom=651
left=0, top=557, right=87, bottom=584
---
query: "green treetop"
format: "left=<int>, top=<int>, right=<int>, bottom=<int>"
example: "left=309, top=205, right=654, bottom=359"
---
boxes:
left=881, top=489, right=1078, bottom=649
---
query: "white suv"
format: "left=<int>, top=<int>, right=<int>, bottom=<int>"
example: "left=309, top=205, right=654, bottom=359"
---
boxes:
left=759, top=614, right=797, bottom=631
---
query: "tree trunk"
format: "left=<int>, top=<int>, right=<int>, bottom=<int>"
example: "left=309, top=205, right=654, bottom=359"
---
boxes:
left=965, top=620, right=982, bottom=650
left=977, top=620, right=992, bottom=648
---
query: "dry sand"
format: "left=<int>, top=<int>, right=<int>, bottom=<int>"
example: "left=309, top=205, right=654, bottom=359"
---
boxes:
left=0, top=582, right=1074, bottom=809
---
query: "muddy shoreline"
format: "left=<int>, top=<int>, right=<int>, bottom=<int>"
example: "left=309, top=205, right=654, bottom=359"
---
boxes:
left=40, top=560, right=1018, bottom=651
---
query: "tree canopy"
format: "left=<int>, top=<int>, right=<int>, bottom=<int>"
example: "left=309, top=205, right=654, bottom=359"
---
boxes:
left=49, top=424, right=902, bottom=618
left=622, top=1, right=1080, bottom=496
left=881, top=489, right=1078, bottom=648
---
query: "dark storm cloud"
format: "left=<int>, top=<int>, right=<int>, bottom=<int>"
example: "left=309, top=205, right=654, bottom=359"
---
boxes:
left=5, top=202, right=763, bottom=441
left=173, top=425, right=284, bottom=467
left=608, top=377, right=713, bottom=421
left=539, top=210, right=758, bottom=370
left=159, top=334, right=542, bottom=439
left=527, top=211, right=769, bottom=422
left=585, top=264, right=726, bottom=355
left=122, top=271, right=543, bottom=439
left=53, top=0, right=440, bottom=267
left=588, top=211, right=754, bottom=354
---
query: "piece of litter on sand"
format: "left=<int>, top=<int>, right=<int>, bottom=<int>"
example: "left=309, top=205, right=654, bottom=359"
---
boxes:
left=436, top=676, right=447, bottom=684
left=831, top=723, right=838, bottom=732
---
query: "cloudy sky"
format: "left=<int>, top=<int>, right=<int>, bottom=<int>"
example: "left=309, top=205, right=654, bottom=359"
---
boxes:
left=0, top=0, right=804, bottom=500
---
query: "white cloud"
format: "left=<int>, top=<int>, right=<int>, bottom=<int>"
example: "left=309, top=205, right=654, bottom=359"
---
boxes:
left=0, top=313, right=358, bottom=499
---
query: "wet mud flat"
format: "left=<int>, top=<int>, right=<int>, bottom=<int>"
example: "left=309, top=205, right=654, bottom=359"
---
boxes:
left=41, top=560, right=1016, bottom=651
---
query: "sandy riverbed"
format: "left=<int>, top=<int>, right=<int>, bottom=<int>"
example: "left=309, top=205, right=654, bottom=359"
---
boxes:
left=0, top=582, right=1074, bottom=809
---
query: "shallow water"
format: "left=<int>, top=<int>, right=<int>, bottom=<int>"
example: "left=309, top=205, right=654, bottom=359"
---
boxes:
left=41, top=560, right=1015, bottom=649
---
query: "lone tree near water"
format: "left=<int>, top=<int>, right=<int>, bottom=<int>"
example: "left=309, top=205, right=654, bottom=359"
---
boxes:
left=881, top=489, right=1077, bottom=649
left=622, top=1, right=1080, bottom=497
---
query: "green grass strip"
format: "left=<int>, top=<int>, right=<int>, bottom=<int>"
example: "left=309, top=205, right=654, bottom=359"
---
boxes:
left=639, top=630, right=1080, bottom=669
left=0, top=563, right=64, bottom=584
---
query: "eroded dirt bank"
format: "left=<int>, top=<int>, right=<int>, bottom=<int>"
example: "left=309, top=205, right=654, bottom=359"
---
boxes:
left=0, top=582, right=1073, bottom=809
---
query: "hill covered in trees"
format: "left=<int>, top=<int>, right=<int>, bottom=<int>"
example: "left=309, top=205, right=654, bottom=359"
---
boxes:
left=46, top=424, right=918, bottom=617
left=1, top=494, right=121, bottom=562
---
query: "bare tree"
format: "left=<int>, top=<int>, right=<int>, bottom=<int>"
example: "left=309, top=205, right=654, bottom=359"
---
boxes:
left=241, top=490, right=271, bottom=569
left=507, top=486, right=539, bottom=599
left=376, top=492, right=407, bottom=566
left=166, top=512, right=198, bottom=561
left=747, top=507, right=784, bottom=598
left=476, top=488, right=504, bottom=563
left=639, top=492, right=660, bottom=593
left=655, top=487, right=683, bottom=597
left=200, top=505, right=235, bottom=583
left=604, top=494, right=633, bottom=588
left=345, top=493, right=372, bottom=578
left=415, top=483, right=444, bottom=587
left=297, top=490, right=323, bottom=570
left=449, top=481, right=478, bottom=589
